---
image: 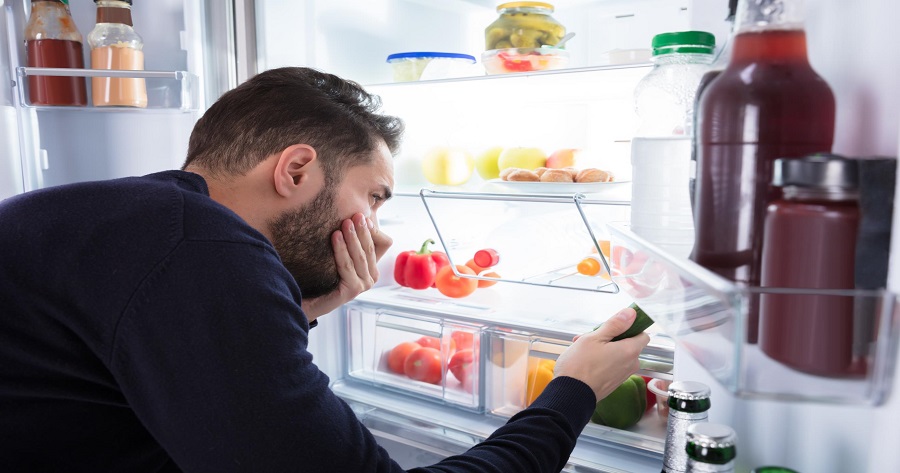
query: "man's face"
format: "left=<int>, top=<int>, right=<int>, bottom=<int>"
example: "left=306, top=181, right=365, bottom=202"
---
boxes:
left=268, top=142, right=394, bottom=298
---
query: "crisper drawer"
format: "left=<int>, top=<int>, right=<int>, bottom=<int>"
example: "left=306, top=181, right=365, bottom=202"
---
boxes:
left=485, top=329, right=666, bottom=451
left=345, top=304, right=484, bottom=410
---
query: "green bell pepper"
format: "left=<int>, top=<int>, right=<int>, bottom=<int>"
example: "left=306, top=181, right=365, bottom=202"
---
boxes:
left=591, top=374, right=647, bottom=429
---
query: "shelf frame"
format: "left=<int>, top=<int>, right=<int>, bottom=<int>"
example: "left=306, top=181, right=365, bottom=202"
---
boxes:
left=420, top=188, right=627, bottom=294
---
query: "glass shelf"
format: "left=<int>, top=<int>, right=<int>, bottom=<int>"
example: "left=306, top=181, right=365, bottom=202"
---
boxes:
left=606, top=222, right=898, bottom=406
left=16, top=67, right=198, bottom=112
left=420, top=189, right=629, bottom=294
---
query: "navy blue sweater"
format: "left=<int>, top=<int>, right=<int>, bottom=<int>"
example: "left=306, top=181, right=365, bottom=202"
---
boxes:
left=0, top=171, right=597, bottom=472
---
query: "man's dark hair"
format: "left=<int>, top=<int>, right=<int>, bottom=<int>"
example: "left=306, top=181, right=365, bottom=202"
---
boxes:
left=183, top=67, right=403, bottom=185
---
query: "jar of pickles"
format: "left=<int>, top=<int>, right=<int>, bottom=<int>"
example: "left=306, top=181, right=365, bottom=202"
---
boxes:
left=484, top=2, right=566, bottom=50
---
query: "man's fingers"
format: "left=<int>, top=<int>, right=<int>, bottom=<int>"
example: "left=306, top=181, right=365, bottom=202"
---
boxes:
left=369, top=218, right=392, bottom=261
left=354, top=215, right=379, bottom=282
left=588, top=307, right=637, bottom=343
left=332, top=229, right=359, bottom=289
left=341, top=218, right=372, bottom=285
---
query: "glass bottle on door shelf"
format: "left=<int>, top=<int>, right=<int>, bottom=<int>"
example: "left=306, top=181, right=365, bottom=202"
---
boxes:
left=690, top=0, right=836, bottom=343
left=630, top=31, right=714, bottom=259
left=24, top=0, right=88, bottom=106
left=87, top=0, right=148, bottom=108
left=689, top=0, right=738, bottom=209
left=684, top=423, right=737, bottom=473
left=760, top=155, right=861, bottom=377
left=662, top=381, right=711, bottom=473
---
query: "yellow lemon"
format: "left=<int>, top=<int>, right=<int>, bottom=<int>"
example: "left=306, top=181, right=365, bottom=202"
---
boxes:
left=422, top=147, right=474, bottom=186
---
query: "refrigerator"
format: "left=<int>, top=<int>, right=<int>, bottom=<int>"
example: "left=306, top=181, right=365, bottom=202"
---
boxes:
left=3, top=0, right=899, bottom=472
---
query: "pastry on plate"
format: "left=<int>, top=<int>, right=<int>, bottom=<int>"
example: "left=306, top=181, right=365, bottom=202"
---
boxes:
left=575, top=168, right=612, bottom=183
left=540, top=169, right=574, bottom=183
left=506, top=169, right=541, bottom=182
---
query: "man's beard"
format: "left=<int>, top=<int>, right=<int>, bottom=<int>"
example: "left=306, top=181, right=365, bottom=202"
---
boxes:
left=268, top=187, right=342, bottom=299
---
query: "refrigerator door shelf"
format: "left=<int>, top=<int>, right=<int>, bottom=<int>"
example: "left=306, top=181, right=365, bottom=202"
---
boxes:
left=419, top=189, right=630, bottom=294
left=346, top=305, right=485, bottom=410
left=607, top=222, right=898, bottom=406
left=15, top=67, right=199, bottom=112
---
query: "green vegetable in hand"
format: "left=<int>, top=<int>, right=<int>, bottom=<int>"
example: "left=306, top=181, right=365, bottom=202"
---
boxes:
left=591, top=374, right=647, bottom=429
left=594, top=303, right=655, bottom=342
left=613, top=303, right=655, bottom=341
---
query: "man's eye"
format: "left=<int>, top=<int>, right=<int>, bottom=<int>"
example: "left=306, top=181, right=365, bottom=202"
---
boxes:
left=371, top=194, right=384, bottom=204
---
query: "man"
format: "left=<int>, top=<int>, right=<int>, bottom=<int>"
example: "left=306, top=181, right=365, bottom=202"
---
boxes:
left=0, top=67, right=650, bottom=472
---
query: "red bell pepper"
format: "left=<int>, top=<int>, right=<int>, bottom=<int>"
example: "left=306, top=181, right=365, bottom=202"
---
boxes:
left=394, top=239, right=448, bottom=290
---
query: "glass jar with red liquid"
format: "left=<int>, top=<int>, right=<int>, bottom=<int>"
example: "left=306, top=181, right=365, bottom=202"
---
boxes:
left=24, top=0, right=88, bottom=106
left=690, top=0, right=836, bottom=343
left=759, top=156, right=860, bottom=377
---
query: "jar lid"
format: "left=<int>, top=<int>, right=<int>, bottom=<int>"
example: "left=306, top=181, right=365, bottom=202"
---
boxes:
left=668, top=381, right=711, bottom=400
left=686, top=423, right=738, bottom=449
left=497, top=2, right=554, bottom=13
left=386, top=52, right=476, bottom=63
left=651, top=31, right=716, bottom=56
left=772, top=154, right=859, bottom=190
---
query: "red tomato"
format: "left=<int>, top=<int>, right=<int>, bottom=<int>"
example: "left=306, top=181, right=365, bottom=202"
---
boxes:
left=416, top=335, right=455, bottom=355
left=473, top=248, right=500, bottom=268
left=388, top=342, right=421, bottom=374
left=450, top=331, right=474, bottom=351
left=448, top=349, right=475, bottom=386
left=404, top=347, right=443, bottom=384
left=478, top=271, right=500, bottom=288
left=434, top=265, right=478, bottom=298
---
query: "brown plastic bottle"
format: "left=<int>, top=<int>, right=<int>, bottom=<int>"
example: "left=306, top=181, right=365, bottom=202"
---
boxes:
left=691, top=0, right=836, bottom=343
left=24, top=0, right=88, bottom=106
left=759, top=156, right=860, bottom=377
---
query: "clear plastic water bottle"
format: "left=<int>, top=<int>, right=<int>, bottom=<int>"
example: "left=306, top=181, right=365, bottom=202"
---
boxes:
left=630, top=31, right=714, bottom=258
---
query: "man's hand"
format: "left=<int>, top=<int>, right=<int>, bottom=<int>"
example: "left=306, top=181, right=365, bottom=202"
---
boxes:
left=553, top=307, right=651, bottom=402
left=301, top=213, right=393, bottom=321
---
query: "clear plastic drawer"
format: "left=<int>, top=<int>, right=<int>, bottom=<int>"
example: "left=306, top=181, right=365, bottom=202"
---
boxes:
left=485, top=329, right=666, bottom=450
left=345, top=305, right=483, bottom=410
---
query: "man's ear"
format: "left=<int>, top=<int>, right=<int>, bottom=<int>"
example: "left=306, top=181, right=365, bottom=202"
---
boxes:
left=272, top=144, right=317, bottom=198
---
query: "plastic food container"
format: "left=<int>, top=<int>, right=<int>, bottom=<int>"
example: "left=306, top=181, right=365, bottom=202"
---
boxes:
left=482, top=47, right=569, bottom=74
left=386, top=52, right=476, bottom=82
left=647, top=378, right=672, bottom=418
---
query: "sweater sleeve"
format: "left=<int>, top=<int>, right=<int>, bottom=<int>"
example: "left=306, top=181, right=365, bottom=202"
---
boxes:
left=110, top=240, right=595, bottom=473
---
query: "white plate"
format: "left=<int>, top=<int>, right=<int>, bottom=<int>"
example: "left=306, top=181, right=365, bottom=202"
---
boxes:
left=486, top=178, right=630, bottom=194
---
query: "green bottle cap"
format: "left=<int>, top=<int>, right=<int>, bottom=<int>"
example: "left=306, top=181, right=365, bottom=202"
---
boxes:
left=651, top=30, right=716, bottom=56
left=686, top=423, right=737, bottom=465
left=751, top=468, right=800, bottom=473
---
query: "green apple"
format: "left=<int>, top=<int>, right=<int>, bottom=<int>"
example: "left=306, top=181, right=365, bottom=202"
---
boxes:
left=475, top=147, right=504, bottom=180
left=421, top=147, right=474, bottom=186
left=497, top=147, right=547, bottom=171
